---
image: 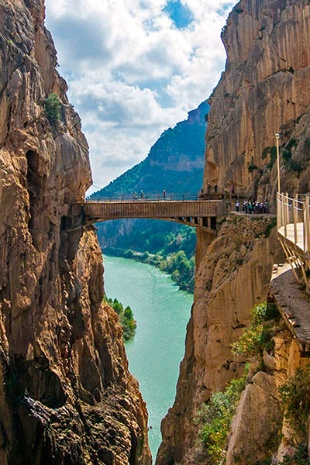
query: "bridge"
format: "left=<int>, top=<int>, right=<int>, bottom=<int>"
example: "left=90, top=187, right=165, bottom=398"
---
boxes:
left=277, top=192, right=310, bottom=294
left=71, top=198, right=230, bottom=235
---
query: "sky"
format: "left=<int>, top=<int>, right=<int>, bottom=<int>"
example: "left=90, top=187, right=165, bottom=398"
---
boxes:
left=45, top=0, right=236, bottom=194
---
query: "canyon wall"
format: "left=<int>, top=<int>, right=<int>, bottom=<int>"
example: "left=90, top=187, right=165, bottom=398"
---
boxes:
left=203, top=0, right=310, bottom=205
left=0, top=1, right=151, bottom=464
left=157, top=216, right=284, bottom=465
left=157, top=0, right=310, bottom=464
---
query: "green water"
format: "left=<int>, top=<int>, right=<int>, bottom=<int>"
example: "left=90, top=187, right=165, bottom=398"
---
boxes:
left=103, top=255, right=193, bottom=462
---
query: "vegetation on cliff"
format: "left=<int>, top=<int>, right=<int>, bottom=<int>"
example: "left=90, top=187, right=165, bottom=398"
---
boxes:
left=196, top=299, right=310, bottom=465
left=105, top=297, right=137, bottom=341
left=195, top=301, right=283, bottom=465
left=44, top=93, right=61, bottom=124
left=280, top=365, right=310, bottom=437
left=196, top=366, right=248, bottom=464
left=231, top=302, right=280, bottom=357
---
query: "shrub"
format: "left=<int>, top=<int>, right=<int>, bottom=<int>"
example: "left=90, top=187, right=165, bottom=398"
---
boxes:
left=280, top=444, right=310, bottom=464
left=262, top=146, right=277, bottom=168
left=231, top=302, right=279, bottom=357
left=282, top=149, right=292, bottom=162
left=196, top=366, right=248, bottom=464
left=44, top=93, right=61, bottom=124
left=248, top=163, right=260, bottom=173
left=279, top=365, right=310, bottom=436
left=286, top=138, right=297, bottom=151
left=105, top=297, right=137, bottom=341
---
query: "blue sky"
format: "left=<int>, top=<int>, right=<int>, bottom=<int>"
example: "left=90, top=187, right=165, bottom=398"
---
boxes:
left=45, top=0, right=236, bottom=193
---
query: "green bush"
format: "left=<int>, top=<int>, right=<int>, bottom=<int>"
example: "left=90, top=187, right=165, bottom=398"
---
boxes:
left=262, top=146, right=277, bottom=168
left=248, top=163, right=260, bottom=173
left=280, top=445, right=310, bottom=464
left=279, top=365, right=310, bottom=435
left=231, top=302, right=279, bottom=357
left=44, top=93, right=61, bottom=124
left=196, top=366, right=248, bottom=464
left=105, top=297, right=137, bottom=341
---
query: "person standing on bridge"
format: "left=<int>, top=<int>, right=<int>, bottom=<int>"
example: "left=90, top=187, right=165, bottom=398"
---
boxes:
left=140, top=190, right=144, bottom=199
left=163, top=189, right=166, bottom=199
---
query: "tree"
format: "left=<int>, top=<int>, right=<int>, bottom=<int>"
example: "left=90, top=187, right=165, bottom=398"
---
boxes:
left=44, top=93, right=61, bottom=124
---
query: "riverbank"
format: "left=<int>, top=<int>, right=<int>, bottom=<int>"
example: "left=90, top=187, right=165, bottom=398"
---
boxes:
left=103, top=246, right=195, bottom=293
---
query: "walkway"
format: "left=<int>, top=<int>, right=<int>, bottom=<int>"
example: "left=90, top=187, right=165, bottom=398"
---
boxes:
left=71, top=199, right=230, bottom=233
left=270, top=265, right=310, bottom=352
left=277, top=193, right=310, bottom=294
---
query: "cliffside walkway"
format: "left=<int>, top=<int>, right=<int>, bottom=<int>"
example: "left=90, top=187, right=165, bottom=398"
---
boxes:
left=71, top=199, right=230, bottom=235
left=277, top=193, right=310, bottom=294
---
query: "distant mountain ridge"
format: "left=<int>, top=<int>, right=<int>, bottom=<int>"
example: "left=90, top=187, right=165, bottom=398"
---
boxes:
left=91, top=100, right=209, bottom=199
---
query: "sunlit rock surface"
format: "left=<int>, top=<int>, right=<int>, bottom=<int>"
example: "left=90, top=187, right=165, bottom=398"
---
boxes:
left=157, top=0, right=310, bottom=463
left=0, top=1, right=151, bottom=463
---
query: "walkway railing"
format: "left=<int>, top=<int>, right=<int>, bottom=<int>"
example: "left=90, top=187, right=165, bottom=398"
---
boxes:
left=78, top=199, right=226, bottom=219
left=277, top=192, right=310, bottom=293
left=277, top=193, right=310, bottom=253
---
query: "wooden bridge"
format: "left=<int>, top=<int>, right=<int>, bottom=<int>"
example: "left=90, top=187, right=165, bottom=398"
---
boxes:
left=71, top=199, right=230, bottom=234
left=277, top=192, right=310, bottom=294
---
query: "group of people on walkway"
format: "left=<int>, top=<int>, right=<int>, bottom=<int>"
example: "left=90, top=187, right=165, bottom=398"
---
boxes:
left=133, top=189, right=167, bottom=200
left=235, top=199, right=269, bottom=214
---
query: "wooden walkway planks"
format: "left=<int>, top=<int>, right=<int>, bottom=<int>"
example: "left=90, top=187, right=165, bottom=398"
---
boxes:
left=77, top=200, right=227, bottom=221
left=278, top=223, right=306, bottom=254
left=277, top=193, right=310, bottom=294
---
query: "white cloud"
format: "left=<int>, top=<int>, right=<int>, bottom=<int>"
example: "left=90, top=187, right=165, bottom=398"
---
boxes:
left=45, top=0, right=235, bottom=193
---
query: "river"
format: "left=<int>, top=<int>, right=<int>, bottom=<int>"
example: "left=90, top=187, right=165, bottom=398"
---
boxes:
left=103, top=255, right=193, bottom=462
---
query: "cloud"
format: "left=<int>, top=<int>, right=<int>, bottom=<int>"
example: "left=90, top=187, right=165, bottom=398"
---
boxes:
left=45, top=0, right=235, bottom=192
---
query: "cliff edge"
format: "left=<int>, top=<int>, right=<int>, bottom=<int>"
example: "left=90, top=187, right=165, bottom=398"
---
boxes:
left=0, top=1, right=151, bottom=464
left=203, top=0, right=310, bottom=205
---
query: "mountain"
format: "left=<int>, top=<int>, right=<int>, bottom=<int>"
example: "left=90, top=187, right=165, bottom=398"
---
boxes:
left=91, top=100, right=209, bottom=276
left=91, top=100, right=209, bottom=200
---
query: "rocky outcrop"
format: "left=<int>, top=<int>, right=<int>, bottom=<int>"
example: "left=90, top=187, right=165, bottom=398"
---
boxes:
left=0, top=1, right=151, bottom=464
left=156, top=215, right=284, bottom=464
left=203, top=0, right=310, bottom=206
left=157, top=1, right=310, bottom=463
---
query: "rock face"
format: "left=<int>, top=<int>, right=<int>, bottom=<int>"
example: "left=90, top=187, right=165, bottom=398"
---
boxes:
left=156, top=215, right=284, bottom=464
left=0, top=1, right=151, bottom=464
left=203, top=0, right=310, bottom=205
left=157, top=0, right=310, bottom=463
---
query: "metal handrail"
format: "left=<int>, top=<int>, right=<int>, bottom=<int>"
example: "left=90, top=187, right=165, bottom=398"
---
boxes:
left=277, top=192, right=310, bottom=253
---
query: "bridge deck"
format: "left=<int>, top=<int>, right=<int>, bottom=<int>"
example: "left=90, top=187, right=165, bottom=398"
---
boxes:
left=75, top=200, right=228, bottom=221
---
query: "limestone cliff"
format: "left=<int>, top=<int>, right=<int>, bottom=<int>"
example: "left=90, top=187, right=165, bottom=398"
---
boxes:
left=157, top=0, right=310, bottom=464
left=156, top=215, right=283, bottom=464
left=0, top=1, right=151, bottom=464
left=203, top=0, right=310, bottom=206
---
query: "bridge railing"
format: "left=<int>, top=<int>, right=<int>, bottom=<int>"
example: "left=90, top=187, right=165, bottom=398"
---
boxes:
left=277, top=192, right=310, bottom=253
left=76, top=199, right=228, bottom=220
left=87, top=194, right=201, bottom=202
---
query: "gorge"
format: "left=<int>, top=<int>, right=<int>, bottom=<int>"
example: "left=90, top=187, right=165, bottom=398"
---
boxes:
left=0, top=1, right=310, bottom=465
